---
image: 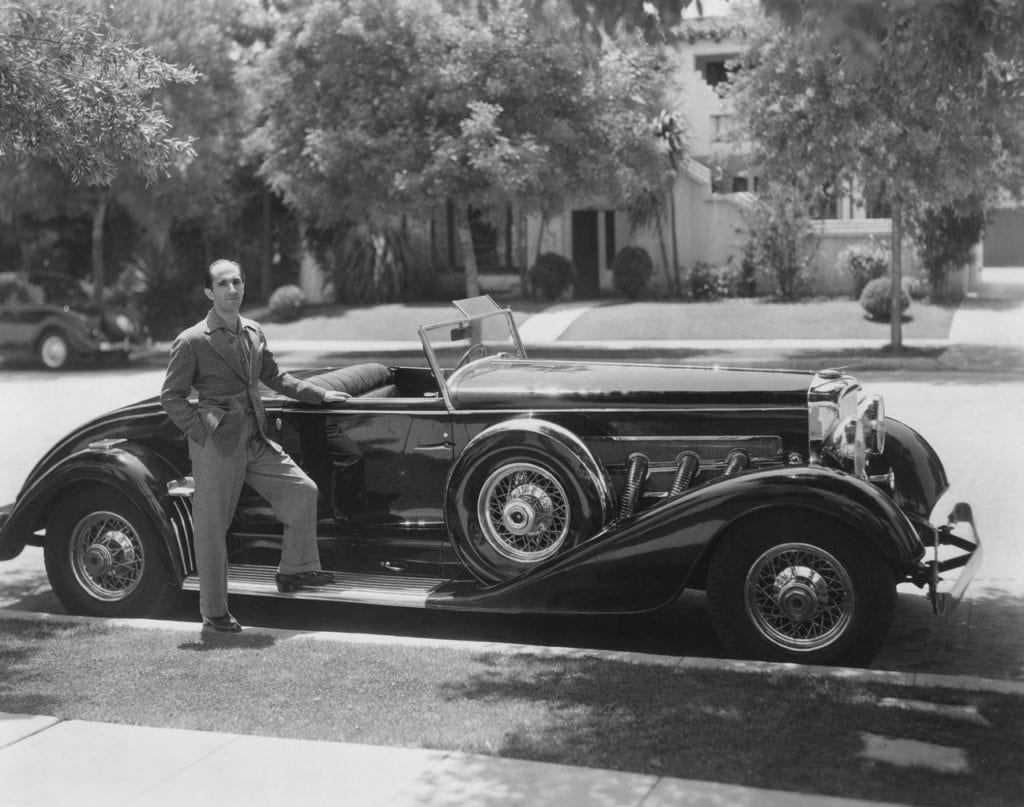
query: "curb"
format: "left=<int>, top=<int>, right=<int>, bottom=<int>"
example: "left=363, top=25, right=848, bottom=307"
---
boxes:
left=5, top=607, right=1023, bottom=697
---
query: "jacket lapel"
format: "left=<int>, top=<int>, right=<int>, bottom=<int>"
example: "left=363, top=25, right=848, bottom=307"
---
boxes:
left=241, top=319, right=260, bottom=381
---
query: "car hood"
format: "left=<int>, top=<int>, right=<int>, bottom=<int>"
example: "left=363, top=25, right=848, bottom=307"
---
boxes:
left=449, top=359, right=814, bottom=410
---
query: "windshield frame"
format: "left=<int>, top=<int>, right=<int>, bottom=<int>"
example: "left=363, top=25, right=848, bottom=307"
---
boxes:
left=418, top=297, right=527, bottom=409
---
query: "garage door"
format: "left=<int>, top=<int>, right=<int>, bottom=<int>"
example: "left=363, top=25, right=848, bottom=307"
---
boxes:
left=983, top=208, right=1024, bottom=267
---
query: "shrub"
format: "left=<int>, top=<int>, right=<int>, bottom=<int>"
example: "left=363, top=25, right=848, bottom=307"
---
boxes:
left=743, top=183, right=818, bottom=300
left=268, top=284, right=307, bottom=320
left=529, top=252, right=575, bottom=300
left=859, top=276, right=910, bottom=321
left=690, top=259, right=739, bottom=300
left=611, top=246, right=653, bottom=298
left=912, top=198, right=985, bottom=302
left=837, top=242, right=889, bottom=299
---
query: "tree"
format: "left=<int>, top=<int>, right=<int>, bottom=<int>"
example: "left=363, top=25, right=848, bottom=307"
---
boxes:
left=246, top=0, right=668, bottom=299
left=0, top=0, right=196, bottom=185
left=732, top=1, right=1024, bottom=348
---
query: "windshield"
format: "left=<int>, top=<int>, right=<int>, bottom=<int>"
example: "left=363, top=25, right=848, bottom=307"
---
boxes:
left=418, top=297, right=526, bottom=405
left=419, top=303, right=525, bottom=369
left=30, top=275, right=89, bottom=306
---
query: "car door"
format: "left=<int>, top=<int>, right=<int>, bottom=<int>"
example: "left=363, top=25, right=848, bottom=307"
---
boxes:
left=239, top=393, right=454, bottom=577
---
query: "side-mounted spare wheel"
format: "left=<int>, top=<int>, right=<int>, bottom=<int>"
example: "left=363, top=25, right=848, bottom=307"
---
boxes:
left=446, top=420, right=614, bottom=584
left=44, top=487, right=178, bottom=618
left=706, top=515, right=896, bottom=667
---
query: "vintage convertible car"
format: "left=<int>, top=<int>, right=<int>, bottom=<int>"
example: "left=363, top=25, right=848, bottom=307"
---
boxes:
left=0, top=297, right=981, bottom=666
left=0, top=272, right=149, bottom=370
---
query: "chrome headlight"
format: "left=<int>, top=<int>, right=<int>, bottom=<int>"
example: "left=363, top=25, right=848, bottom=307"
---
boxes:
left=114, top=313, right=135, bottom=335
left=823, top=416, right=866, bottom=478
left=859, top=393, right=885, bottom=456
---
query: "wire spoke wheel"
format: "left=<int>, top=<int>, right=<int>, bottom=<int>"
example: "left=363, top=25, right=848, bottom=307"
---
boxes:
left=744, top=542, right=854, bottom=652
left=478, top=463, right=570, bottom=564
left=68, top=510, right=146, bottom=602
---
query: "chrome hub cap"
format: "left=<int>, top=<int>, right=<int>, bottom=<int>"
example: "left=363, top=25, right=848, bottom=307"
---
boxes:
left=40, top=335, right=68, bottom=368
left=745, top=542, right=854, bottom=652
left=69, top=511, right=145, bottom=601
left=772, top=566, right=829, bottom=622
left=479, top=463, right=569, bottom=563
left=500, top=485, right=554, bottom=536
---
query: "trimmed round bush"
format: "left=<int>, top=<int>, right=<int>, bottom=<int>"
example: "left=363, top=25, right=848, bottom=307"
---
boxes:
left=529, top=253, right=575, bottom=301
left=611, top=246, right=653, bottom=299
left=838, top=243, right=889, bottom=299
left=859, top=276, right=910, bottom=321
left=268, top=284, right=307, bottom=321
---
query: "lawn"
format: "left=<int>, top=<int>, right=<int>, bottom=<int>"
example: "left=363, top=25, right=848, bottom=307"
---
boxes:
left=561, top=298, right=956, bottom=341
left=256, top=296, right=956, bottom=344
left=2, top=617, right=1021, bottom=807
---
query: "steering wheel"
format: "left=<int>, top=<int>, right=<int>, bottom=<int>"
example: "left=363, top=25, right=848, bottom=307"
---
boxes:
left=455, top=343, right=488, bottom=369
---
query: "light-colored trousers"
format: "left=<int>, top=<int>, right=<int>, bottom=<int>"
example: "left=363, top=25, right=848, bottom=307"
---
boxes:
left=189, top=416, right=321, bottom=618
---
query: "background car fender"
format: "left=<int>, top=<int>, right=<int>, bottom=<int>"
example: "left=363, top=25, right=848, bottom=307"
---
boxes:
left=0, top=442, right=187, bottom=583
left=31, top=313, right=94, bottom=353
left=430, top=465, right=922, bottom=616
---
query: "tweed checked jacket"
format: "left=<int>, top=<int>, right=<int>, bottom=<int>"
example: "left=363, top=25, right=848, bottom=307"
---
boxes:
left=161, top=311, right=327, bottom=453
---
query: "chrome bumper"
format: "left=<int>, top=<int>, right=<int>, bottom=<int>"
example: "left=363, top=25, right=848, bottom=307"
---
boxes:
left=927, top=502, right=982, bottom=616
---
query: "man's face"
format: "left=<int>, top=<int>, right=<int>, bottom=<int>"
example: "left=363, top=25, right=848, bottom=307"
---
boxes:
left=205, top=263, right=244, bottom=315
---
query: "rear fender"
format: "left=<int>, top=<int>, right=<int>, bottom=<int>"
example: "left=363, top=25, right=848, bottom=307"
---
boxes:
left=431, top=466, right=921, bottom=615
left=0, top=442, right=189, bottom=582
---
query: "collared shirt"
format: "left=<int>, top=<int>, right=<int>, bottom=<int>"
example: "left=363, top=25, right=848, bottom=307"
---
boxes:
left=206, top=310, right=251, bottom=377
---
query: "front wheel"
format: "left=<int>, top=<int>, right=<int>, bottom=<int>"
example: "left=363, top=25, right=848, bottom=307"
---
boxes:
left=37, top=330, right=73, bottom=370
left=44, top=488, right=178, bottom=618
left=706, top=517, right=895, bottom=667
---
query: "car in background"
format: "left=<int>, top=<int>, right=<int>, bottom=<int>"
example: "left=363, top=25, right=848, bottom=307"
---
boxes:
left=0, top=296, right=981, bottom=666
left=0, top=272, right=149, bottom=369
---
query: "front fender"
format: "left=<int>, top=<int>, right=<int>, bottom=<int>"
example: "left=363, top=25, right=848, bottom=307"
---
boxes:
left=869, top=417, right=949, bottom=519
left=430, top=466, right=922, bottom=616
left=0, top=443, right=188, bottom=582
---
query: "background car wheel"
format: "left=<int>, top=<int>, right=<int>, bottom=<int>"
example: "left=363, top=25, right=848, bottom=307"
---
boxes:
left=706, top=515, right=895, bottom=667
left=37, top=330, right=73, bottom=370
left=44, top=488, right=178, bottom=618
left=447, top=442, right=608, bottom=583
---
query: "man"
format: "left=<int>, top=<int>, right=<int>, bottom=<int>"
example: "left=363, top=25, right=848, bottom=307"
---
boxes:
left=161, top=259, right=350, bottom=632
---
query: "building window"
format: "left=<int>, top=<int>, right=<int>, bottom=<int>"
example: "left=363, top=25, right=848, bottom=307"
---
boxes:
left=695, top=54, right=741, bottom=88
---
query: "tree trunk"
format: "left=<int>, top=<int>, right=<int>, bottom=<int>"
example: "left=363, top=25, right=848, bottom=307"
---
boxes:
left=455, top=204, right=481, bottom=298
left=669, top=188, right=680, bottom=297
left=261, top=190, right=272, bottom=303
left=890, top=198, right=904, bottom=352
left=90, top=194, right=109, bottom=302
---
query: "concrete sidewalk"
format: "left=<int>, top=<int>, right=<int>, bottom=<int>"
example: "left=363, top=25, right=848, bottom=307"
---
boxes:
left=0, top=711, right=908, bottom=807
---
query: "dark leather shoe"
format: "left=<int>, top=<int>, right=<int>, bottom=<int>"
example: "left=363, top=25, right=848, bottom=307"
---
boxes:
left=276, top=570, right=334, bottom=593
left=202, top=613, right=242, bottom=632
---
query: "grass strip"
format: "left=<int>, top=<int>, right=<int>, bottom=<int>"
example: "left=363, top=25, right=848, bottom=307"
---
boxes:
left=1, top=618, right=1021, bottom=807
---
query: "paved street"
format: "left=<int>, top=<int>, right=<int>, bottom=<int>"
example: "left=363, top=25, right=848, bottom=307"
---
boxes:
left=0, top=362, right=1021, bottom=680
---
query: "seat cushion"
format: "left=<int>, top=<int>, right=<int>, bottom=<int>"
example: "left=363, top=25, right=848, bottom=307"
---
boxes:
left=307, top=363, right=392, bottom=396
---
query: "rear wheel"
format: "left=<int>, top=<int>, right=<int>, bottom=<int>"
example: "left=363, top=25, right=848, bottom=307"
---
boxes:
left=706, top=516, right=895, bottom=667
left=44, top=488, right=178, bottom=617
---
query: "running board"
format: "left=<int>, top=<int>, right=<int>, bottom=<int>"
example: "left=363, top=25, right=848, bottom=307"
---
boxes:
left=181, top=564, right=445, bottom=608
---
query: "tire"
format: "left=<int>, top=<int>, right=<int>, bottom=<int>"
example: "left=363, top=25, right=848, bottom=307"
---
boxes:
left=44, top=488, right=178, bottom=618
left=37, top=330, right=73, bottom=370
left=447, top=441, right=608, bottom=584
left=706, top=515, right=896, bottom=667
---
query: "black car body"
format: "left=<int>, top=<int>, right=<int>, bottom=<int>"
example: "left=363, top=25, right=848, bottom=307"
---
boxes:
left=0, top=297, right=980, bottom=666
left=0, top=272, right=149, bottom=369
